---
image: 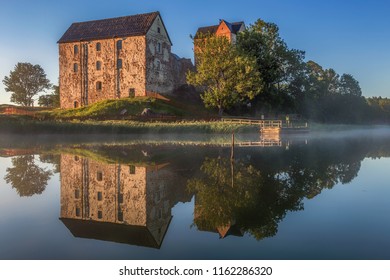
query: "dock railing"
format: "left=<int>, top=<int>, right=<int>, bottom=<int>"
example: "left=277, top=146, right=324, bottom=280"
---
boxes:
left=221, top=117, right=308, bottom=129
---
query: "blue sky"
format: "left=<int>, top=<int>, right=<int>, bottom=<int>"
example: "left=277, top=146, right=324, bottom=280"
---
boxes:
left=0, top=0, right=389, bottom=104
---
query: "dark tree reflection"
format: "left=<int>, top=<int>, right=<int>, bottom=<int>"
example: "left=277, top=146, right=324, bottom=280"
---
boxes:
left=188, top=141, right=364, bottom=240
left=4, top=155, right=53, bottom=197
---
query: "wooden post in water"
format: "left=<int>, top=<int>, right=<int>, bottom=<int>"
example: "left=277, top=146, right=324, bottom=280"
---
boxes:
left=231, top=130, right=235, bottom=188
left=231, top=131, right=235, bottom=161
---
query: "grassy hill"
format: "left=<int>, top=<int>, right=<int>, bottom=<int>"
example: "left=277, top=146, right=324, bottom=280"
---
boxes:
left=40, top=96, right=214, bottom=121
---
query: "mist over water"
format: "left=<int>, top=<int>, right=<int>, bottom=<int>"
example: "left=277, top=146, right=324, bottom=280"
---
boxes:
left=1, top=127, right=390, bottom=259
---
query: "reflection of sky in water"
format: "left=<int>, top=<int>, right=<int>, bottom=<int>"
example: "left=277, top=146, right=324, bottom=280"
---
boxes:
left=0, top=139, right=390, bottom=260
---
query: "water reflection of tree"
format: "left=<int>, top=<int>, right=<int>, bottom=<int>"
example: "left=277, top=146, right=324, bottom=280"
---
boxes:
left=188, top=157, right=303, bottom=240
left=39, top=154, right=61, bottom=173
left=188, top=146, right=363, bottom=240
left=4, top=155, right=53, bottom=197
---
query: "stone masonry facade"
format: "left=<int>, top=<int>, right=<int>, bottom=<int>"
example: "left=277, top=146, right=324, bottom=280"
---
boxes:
left=58, top=12, right=191, bottom=109
left=60, top=154, right=173, bottom=246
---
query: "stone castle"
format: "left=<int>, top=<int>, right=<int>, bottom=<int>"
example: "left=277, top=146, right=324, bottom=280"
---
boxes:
left=58, top=12, right=192, bottom=109
left=60, top=154, right=174, bottom=248
left=58, top=12, right=244, bottom=109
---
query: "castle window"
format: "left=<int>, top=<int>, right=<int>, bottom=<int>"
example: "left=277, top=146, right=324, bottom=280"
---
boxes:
left=157, top=27, right=161, bottom=34
left=98, top=211, right=103, bottom=219
left=74, top=45, right=79, bottom=54
left=129, top=165, right=136, bottom=174
left=117, top=59, right=122, bottom=69
left=75, top=189, right=80, bottom=199
left=129, top=88, right=135, bottom=98
left=96, top=61, right=102, bottom=70
left=96, top=42, right=101, bottom=51
left=97, top=171, right=103, bottom=181
left=155, top=190, right=161, bottom=202
left=118, top=211, right=123, bottom=222
left=96, top=81, right=102, bottom=91
left=74, top=156, right=79, bottom=161
left=157, top=42, right=161, bottom=53
left=116, top=40, right=122, bottom=50
left=74, top=101, right=79, bottom=108
left=76, top=208, right=81, bottom=217
left=97, top=192, right=103, bottom=201
left=156, top=61, right=161, bottom=71
left=73, top=63, right=78, bottom=72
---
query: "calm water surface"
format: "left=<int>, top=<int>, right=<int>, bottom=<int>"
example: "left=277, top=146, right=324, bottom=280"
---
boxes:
left=1, top=129, right=390, bottom=259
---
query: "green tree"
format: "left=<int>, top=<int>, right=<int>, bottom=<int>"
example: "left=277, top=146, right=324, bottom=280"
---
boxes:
left=339, top=74, right=362, bottom=97
left=187, top=34, right=262, bottom=116
left=38, top=85, right=60, bottom=107
left=4, top=155, right=53, bottom=197
left=237, top=19, right=306, bottom=113
left=3, top=62, right=51, bottom=107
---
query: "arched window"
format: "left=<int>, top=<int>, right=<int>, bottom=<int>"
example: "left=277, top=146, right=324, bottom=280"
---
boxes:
left=74, top=101, right=79, bottom=108
left=96, top=81, right=102, bottom=91
left=74, top=45, right=79, bottom=54
left=157, top=27, right=161, bottom=34
left=96, top=61, right=102, bottom=70
left=116, top=40, right=122, bottom=50
left=96, top=42, right=101, bottom=51
left=73, top=63, right=78, bottom=72
left=117, top=59, right=122, bottom=69
left=157, top=42, right=161, bottom=53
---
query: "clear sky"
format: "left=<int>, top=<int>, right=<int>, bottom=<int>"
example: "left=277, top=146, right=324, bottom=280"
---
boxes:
left=0, top=0, right=389, bottom=104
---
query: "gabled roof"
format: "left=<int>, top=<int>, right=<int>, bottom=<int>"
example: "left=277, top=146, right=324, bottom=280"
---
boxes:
left=194, top=20, right=245, bottom=39
left=58, top=11, right=171, bottom=44
left=60, top=217, right=172, bottom=249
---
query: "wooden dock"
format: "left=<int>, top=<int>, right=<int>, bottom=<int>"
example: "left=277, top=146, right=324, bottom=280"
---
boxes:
left=221, top=117, right=309, bottom=134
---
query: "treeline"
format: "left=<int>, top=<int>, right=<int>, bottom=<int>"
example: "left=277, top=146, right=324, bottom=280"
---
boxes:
left=189, top=19, right=389, bottom=124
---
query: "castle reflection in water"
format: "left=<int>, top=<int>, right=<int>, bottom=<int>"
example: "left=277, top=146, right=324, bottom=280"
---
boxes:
left=60, top=154, right=174, bottom=249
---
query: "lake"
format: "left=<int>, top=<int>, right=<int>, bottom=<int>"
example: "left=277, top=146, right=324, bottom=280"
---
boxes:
left=1, top=128, right=390, bottom=260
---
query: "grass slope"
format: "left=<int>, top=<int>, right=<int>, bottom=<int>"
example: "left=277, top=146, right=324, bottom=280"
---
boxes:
left=43, top=97, right=188, bottom=120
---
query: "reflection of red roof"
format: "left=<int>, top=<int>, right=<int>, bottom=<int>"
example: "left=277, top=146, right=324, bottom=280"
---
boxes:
left=0, top=149, right=35, bottom=157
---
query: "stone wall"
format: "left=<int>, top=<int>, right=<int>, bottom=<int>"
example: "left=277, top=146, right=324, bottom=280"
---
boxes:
left=60, top=154, right=172, bottom=233
left=59, top=36, right=148, bottom=109
left=59, top=15, right=194, bottom=109
left=145, top=15, right=175, bottom=94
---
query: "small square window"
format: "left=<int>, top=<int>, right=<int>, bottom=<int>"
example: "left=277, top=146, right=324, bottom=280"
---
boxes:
left=96, top=81, right=102, bottom=91
left=155, top=191, right=161, bottom=202
left=97, top=171, right=103, bottom=181
left=118, top=211, right=123, bottom=222
left=158, top=208, right=163, bottom=219
left=129, top=165, right=136, bottom=174
left=129, top=88, right=135, bottom=98
left=97, top=192, right=103, bottom=201
left=117, top=40, right=122, bottom=50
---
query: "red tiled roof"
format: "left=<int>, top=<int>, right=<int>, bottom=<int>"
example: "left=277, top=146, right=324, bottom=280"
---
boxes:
left=58, top=12, right=160, bottom=43
left=194, top=20, right=245, bottom=39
